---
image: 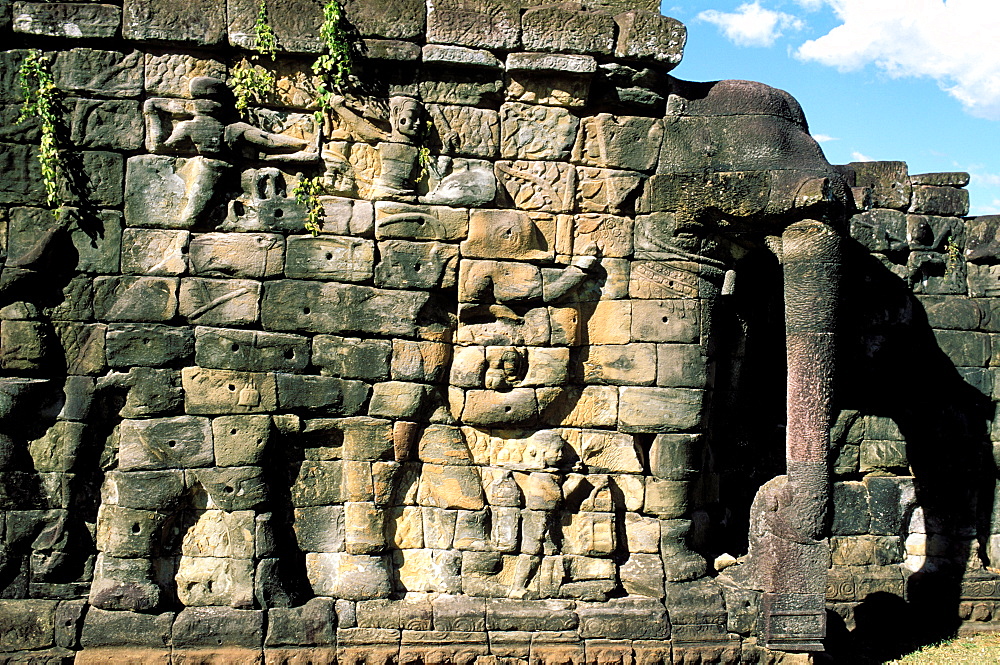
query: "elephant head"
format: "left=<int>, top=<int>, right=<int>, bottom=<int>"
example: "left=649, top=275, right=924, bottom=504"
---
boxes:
left=652, top=75, right=852, bottom=651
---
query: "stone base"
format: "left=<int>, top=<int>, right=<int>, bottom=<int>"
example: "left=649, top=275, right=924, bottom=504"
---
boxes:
left=957, top=621, right=1000, bottom=636
left=74, top=648, right=171, bottom=664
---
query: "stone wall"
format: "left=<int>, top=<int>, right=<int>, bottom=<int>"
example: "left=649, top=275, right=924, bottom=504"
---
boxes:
left=0, top=0, right=998, bottom=663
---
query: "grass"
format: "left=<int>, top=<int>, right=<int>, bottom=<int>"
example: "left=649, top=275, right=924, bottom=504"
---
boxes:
left=888, top=631, right=1000, bottom=663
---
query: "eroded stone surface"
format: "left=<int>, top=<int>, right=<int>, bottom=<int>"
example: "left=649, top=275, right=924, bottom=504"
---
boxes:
left=0, top=2, right=988, bottom=662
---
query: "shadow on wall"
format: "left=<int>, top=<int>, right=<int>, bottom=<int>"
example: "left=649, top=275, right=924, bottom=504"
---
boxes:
left=0, top=240, right=118, bottom=596
left=708, top=246, right=788, bottom=559
left=827, top=238, right=997, bottom=662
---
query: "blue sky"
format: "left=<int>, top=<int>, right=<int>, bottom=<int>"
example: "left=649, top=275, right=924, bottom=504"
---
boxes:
left=660, top=1, right=1000, bottom=215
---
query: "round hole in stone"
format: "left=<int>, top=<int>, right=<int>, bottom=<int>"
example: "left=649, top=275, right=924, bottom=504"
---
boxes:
left=283, top=349, right=295, bottom=359
left=504, top=406, right=512, bottom=413
left=661, top=316, right=669, bottom=323
left=413, top=263, right=422, bottom=272
left=224, top=486, right=234, bottom=494
left=131, top=523, right=141, bottom=534
left=274, top=208, right=283, bottom=218
left=228, top=384, right=237, bottom=392
left=231, top=343, right=240, bottom=352
left=256, top=438, right=263, bottom=445
left=303, top=307, right=311, bottom=315
left=230, top=428, right=238, bottom=436
left=325, top=252, right=333, bottom=260
left=167, top=440, right=177, bottom=448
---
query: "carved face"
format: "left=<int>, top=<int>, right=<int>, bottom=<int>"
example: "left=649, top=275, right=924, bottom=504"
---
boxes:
left=524, top=430, right=567, bottom=468
left=391, top=98, right=423, bottom=141
left=485, top=347, right=525, bottom=390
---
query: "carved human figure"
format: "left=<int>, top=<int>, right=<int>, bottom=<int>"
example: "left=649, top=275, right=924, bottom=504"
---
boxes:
left=0, top=379, right=55, bottom=584
left=457, top=210, right=596, bottom=422
left=375, top=96, right=425, bottom=200
left=89, top=77, right=323, bottom=612
left=447, top=211, right=609, bottom=598
left=325, top=95, right=425, bottom=201
left=143, top=76, right=319, bottom=226
left=89, top=395, right=299, bottom=611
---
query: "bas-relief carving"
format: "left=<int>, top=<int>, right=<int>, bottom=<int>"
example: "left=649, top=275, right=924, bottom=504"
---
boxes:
left=0, top=217, right=96, bottom=593
left=121, top=67, right=675, bottom=604
left=323, top=95, right=426, bottom=201
left=426, top=103, right=500, bottom=159
left=495, top=160, right=576, bottom=213
left=222, top=167, right=309, bottom=232
left=7, top=4, right=998, bottom=660
left=84, top=58, right=757, bottom=610
left=136, top=76, right=319, bottom=229
left=323, top=95, right=498, bottom=206
left=88, top=76, right=332, bottom=611
left=421, top=157, right=497, bottom=207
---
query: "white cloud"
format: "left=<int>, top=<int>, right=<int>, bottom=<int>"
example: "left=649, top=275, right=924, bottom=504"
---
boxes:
left=811, top=133, right=839, bottom=143
left=851, top=151, right=874, bottom=162
left=697, top=2, right=804, bottom=47
left=971, top=198, right=1000, bottom=216
left=970, top=170, right=1000, bottom=187
left=793, top=0, right=824, bottom=9
left=795, top=0, right=1000, bottom=120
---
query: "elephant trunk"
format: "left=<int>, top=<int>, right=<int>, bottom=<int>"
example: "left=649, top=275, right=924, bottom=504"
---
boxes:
left=753, top=219, right=840, bottom=652
left=727, top=219, right=841, bottom=652
left=782, top=219, right=840, bottom=541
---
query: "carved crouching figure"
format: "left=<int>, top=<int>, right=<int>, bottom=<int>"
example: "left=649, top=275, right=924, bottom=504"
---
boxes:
left=445, top=210, right=608, bottom=599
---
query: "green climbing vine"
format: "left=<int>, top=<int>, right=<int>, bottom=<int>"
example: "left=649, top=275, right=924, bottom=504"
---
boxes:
left=18, top=49, right=60, bottom=207
left=946, top=235, right=961, bottom=263
left=312, top=0, right=354, bottom=124
left=232, top=0, right=278, bottom=115
left=293, top=176, right=324, bottom=236
left=294, top=0, right=357, bottom=233
left=416, top=144, right=434, bottom=185
left=945, top=234, right=962, bottom=276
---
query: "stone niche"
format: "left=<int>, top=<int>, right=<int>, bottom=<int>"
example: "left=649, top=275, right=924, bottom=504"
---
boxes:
left=0, top=0, right=996, bottom=663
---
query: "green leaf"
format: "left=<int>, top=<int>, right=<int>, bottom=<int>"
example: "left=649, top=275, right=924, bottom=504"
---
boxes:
left=19, top=49, right=61, bottom=207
